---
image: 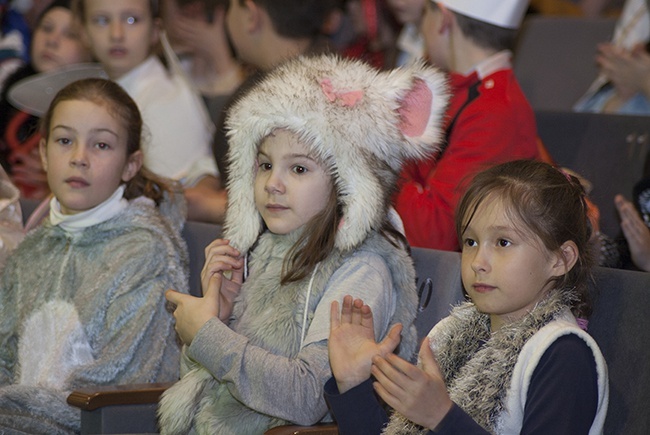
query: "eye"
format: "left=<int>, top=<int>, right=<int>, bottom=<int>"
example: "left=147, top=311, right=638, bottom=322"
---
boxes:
left=497, top=239, right=511, bottom=247
left=125, top=15, right=138, bottom=25
left=463, top=238, right=477, bottom=248
left=38, top=22, right=54, bottom=33
left=92, top=15, right=109, bottom=26
left=258, top=162, right=272, bottom=171
left=95, top=142, right=111, bottom=150
left=292, top=165, right=308, bottom=175
left=56, top=137, right=72, bottom=146
left=65, top=29, right=80, bottom=39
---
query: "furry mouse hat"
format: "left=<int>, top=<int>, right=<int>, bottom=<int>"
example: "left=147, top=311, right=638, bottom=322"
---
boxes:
left=224, top=54, right=449, bottom=253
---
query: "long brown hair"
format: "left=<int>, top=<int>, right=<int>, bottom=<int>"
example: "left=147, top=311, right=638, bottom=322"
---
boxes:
left=455, top=159, right=594, bottom=318
left=40, top=77, right=172, bottom=205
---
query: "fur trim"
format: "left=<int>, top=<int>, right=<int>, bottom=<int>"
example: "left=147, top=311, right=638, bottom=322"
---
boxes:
left=224, top=55, right=449, bottom=253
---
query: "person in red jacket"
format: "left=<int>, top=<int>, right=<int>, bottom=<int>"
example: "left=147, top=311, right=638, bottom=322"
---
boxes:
left=395, top=0, right=541, bottom=250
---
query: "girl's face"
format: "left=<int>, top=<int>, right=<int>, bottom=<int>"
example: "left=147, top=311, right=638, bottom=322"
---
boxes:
left=31, top=7, right=91, bottom=73
left=39, top=99, right=142, bottom=214
left=460, top=197, right=568, bottom=332
left=386, top=0, right=426, bottom=25
left=81, top=0, right=159, bottom=79
left=254, top=129, right=333, bottom=235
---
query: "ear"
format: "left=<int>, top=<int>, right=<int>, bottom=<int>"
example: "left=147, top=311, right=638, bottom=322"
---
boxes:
left=245, top=0, right=264, bottom=33
left=150, top=17, right=162, bottom=47
left=551, top=240, right=579, bottom=277
left=39, top=138, right=48, bottom=172
left=321, top=8, right=343, bottom=36
left=122, top=150, right=143, bottom=182
left=438, top=3, right=454, bottom=34
left=78, top=21, right=93, bottom=51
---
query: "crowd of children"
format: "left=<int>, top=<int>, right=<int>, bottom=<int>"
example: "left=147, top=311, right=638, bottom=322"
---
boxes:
left=1, top=0, right=647, bottom=432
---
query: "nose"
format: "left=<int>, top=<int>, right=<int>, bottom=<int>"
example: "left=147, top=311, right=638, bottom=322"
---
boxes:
left=69, top=145, right=88, bottom=168
left=45, top=31, right=61, bottom=48
left=110, top=20, right=124, bottom=41
left=470, top=245, right=490, bottom=274
left=264, top=169, right=285, bottom=194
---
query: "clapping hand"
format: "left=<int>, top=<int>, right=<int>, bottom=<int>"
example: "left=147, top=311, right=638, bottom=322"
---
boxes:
left=371, top=337, right=453, bottom=431
left=328, top=295, right=402, bottom=393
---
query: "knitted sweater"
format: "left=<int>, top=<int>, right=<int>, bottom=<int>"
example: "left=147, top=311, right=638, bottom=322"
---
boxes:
left=0, top=197, right=189, bottom=434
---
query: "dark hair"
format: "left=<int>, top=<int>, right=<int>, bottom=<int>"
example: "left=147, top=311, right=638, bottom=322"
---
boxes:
left=40, top=78, right=172, bottom=205
left=239, top=0, right=338, bottom=39
left=455, top=159, right=594, bottom=318
left=73, top=0, right=161, bottom=21
left=428, top=2, right=518, bottom=51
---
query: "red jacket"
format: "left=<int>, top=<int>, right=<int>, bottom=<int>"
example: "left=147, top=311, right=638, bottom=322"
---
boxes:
left=395, top=68, right=540, bottom=250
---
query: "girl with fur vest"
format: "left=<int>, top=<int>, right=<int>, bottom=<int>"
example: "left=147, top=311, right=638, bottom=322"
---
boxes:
left=159, top=54, right=449, bottom=434
left=0, top=78, right=189, bottom=434
left=326, top=159, right=610, bottom=434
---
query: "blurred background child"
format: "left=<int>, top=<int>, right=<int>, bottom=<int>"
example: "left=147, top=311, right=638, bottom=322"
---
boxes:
left=74, top=0, right=224, bottom=221
left=0, top=0, right=90, bottom=199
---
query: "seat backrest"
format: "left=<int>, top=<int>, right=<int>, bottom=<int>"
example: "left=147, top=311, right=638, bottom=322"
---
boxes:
left=180, top=220, right=221, bottom=296
left=514, top=16, right=616, bottom=111
left=536, top=110, right=650, bottom=238
left=588, top=266, right=650, bottom=434
left=411, top=247, right=465, bottom=343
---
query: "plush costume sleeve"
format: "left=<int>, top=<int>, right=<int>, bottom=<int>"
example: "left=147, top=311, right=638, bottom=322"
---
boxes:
left=395, top=72, right=539, bottom=250
left=187, top=319, right=330, bottom=425
left=0, top=259, right=19, bottom=385
left=63, top=230, right=185, bottom=389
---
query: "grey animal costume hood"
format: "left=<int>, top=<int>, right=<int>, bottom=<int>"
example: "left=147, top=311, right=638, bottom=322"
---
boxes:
left=224, top=54, right=449, bottom=253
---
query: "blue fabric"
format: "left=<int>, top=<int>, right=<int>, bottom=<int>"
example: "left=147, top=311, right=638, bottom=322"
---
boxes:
left=575, top=85, right=650, bottom=115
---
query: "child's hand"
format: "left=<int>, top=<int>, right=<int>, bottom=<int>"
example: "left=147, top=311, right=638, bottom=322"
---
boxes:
left=371, top=337, right=453, bottom=431
left=165, top=277, right=221, bottom=345
left=616, top=194, right=650, bottom=271
left=201, top=239, right=244, bottom=321
left=328, top=295, right=402, bottom=394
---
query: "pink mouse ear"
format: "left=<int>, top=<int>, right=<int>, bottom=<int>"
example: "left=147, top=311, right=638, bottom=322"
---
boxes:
left=397, top=78, right=433, bottom=138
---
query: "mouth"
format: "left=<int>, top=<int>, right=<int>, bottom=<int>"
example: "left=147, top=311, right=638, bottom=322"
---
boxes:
left=472, top=283, right=496, bottom=293
left=266, top=204, right=288, bottom=212
left=65, top=177, right=90, bottom=188
left=109, top=47, right=128, bottom=57
left=40, top=52, right=56, bottom=62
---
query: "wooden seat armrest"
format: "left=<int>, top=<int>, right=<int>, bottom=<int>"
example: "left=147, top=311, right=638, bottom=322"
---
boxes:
left=264, top=423, right=339, bottom=435
left=67, top=382, right=174, bottom=411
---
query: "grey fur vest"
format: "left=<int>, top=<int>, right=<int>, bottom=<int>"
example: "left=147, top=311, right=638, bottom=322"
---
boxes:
left=159, top=230, right=418, bottom=434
